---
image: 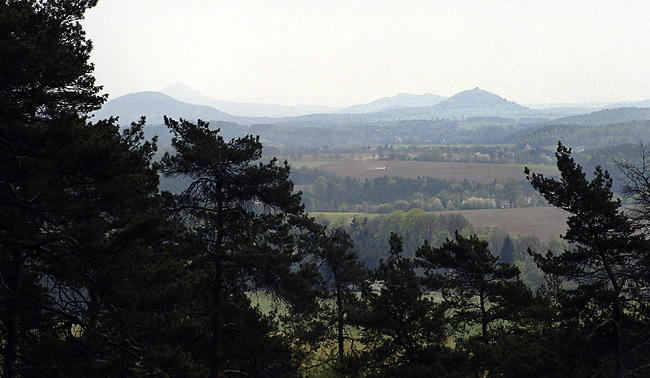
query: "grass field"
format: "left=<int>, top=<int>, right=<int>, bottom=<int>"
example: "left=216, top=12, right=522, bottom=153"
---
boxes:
left=291, top=160, right=557, bottom=183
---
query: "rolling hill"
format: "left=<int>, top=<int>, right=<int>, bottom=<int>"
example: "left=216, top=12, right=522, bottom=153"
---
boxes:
left=341, top=92, right=447, bottom=114
left=95, top=86, right=650, bottom=130
left=160, top=83, right=339, bottom=118
left=381, top=87, right=540, bottom=119
left=434, top=87, right=528, bottom=111
left=556, top=107, right=650, bottom=125
left=92, top=91, right=275, bottom=125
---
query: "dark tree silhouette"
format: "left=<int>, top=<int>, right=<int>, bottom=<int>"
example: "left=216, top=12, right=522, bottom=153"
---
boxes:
left=526, top=142, right=650, bottom=376
left=161, top=117, right=317, bottom=377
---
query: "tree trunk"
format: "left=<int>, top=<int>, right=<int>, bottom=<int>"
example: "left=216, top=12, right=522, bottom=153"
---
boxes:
left=480, top=283, right=488, bottom=344
left=3, top=254, right=25, bottom=378
left=336, top=282, right=344, bottom=358
left=210, top=257, right=225, bottom=378
left=209, top=190, right=226, bottom=378
left=598, top=249, right=624, bottom=374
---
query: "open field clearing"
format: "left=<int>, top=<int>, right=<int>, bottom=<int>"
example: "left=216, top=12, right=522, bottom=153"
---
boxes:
left=286, top=160, right=334, bottom=169
left=290, top=160, right=558, bottom=183
left=443, top=207, right=568, bottom=241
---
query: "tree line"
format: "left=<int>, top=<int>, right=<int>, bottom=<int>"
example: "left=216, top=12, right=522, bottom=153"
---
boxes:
left=3, top=2, right=650, bottom=377
left=316, top=209, right=558, bottom=289
left=293, top=171, right=543, bottom=213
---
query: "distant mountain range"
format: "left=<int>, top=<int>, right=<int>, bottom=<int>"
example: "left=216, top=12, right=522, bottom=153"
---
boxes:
left=94, top=91, right=231, bottom=125
left=93, top=84, right=650, bottom=127
left=341, top=92, right=448, bottom=114
left=379, top=87, right=539, bottom=119
left=160, top=83, right=338, bottom=118
left=630, top=99, right=650, bottom=108
left=92, top=91, right=283, bottom=125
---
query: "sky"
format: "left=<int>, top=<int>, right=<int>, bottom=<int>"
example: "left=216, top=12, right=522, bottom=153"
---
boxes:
left=83, top=0, right=650, bottom=108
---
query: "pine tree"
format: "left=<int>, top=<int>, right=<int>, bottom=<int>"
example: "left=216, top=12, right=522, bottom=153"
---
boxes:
left=0, top=114, right=185, bottom=377
left=526, top=142, right=650, bottom=376
left=2, top=2, right=104, bottom=376
left=416, top=232, right=531, bottom=345
left=499, top=235, right=517, bottom=264
left=0, top=1, right=104, bottom=125
left=311, top=226, right=366, bottom=359
left=0, top=3, right=192, bottom=375
left=161, top=117, right=318, bottom=377
left=352, top=234, right=448, bottom=377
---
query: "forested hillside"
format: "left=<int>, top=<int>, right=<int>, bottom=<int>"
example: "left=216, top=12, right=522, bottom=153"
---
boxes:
left=3, top=2, right=650, bottom=378
left=556, top=107, right=650, bottom=125
left=516, top=120, right=650, bottom=150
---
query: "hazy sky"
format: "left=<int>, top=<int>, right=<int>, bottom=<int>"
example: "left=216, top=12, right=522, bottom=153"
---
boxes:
left=83, top=1, right=650, bottom=107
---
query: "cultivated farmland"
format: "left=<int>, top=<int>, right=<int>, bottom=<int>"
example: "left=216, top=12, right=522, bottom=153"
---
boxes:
left=443, top=207, right=568, bottom=242
left=290, top=160, right=558, bottom=183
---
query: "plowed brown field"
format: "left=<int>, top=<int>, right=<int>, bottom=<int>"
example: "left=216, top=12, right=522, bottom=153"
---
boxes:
left=303, top=160, right=556, bottom=183
left=442, top=207, right=569, bottom=241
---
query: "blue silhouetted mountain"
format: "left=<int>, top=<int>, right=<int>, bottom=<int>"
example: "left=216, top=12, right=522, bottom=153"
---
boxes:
left=160, top=83, right=339, bottom=118
left=92, top=91, right=275, bottom=125
left=341, top=93, right=448, bottom=114
left=433, top=87, right=528, bottom=111
left=381, top=88, right=539, bottom=119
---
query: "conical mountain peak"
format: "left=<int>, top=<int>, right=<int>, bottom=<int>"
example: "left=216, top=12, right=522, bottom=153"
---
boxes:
left=435, top=88, right=526, bottom=110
